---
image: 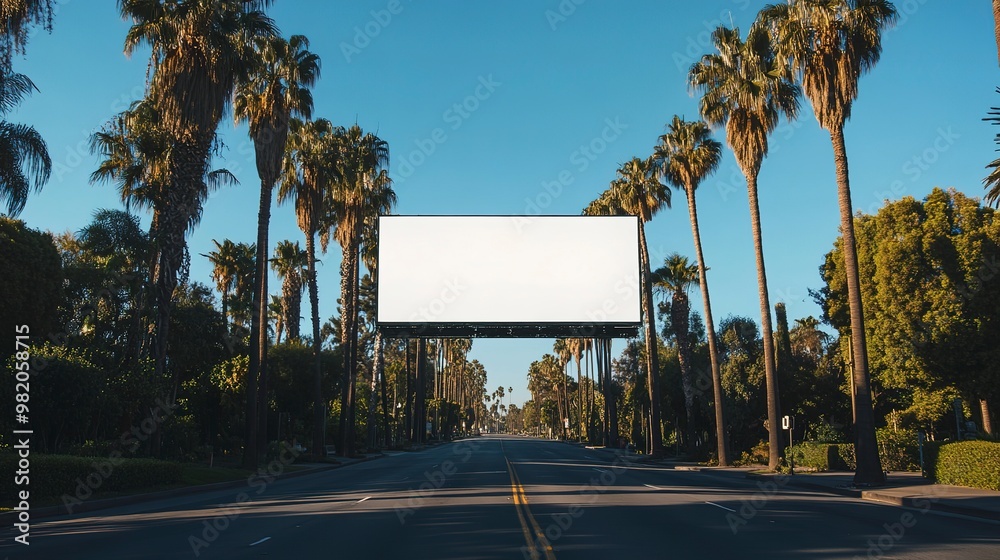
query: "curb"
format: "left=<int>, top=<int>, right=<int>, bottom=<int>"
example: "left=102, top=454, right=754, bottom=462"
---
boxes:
left=13, top=454, right=386, bottom=521
left=744, top=472, right=999, bottom=522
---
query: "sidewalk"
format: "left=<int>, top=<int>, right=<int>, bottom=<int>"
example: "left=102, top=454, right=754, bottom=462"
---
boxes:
left=738, top=469, right=1000, bottom=523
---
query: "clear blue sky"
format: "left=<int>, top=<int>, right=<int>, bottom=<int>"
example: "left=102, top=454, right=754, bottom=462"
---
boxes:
left=10, top=1, right=997, bottom=407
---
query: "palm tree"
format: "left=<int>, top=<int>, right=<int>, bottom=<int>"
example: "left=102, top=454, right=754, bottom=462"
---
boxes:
left=268, top=295, right=283, bottom=344
left=328, top=124, right=394, bottom=457
left=0, top=69, right=50, bottom=216
left=994, top=0, right=1000, bottom=67
left=553, top=338, right=572, bottom=439
left=760, top=0, right=895, bottom=484
left=0, top=0, right=55, bottom=69
left=654, top=115, right=729, bottom=465
left=270, top=239, right=307, bottom=342
left=202, top=239, right=239, bottom=329
left=279, top=117, right=337, bottom=457
left=606, top=156, right=671, bottom=457
left=984, top=91, right=1000, bottom=208
left=652, top=253, right=701, bottom=452
left=689, top=24, right=799, bottom=470
left=235, top=33, right=320, bottom=465
left=118, top=0, right=277, bottom=459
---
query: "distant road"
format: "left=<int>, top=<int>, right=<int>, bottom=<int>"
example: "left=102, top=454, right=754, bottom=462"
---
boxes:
left=3, top=435, right=999, bottom=559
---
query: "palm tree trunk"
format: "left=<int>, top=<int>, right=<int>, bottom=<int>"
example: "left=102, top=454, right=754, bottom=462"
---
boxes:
left=994, top=0, right=1000, bottom=67
left=981, top=399, right=994, bottom=436
left=381, top=343, right=390, bottom=447
left=605, top=339, right=618, bottom=447
left=246, top=176, right=272, bottom=467
left=367, top=322, right=384, bottom=450
left=672, top=292, right=696, bottom=451
left=305, top=227, right=324, bottom=458
left=745, top=172, right=782, bottom=471
left=337, top=246, right=355, bottom=456
left=830, top=125, right=884, bottom=485
left=576, top=355, right=584, bottom=441
left=414, top=338, right=427, bottom=443
left=349, top=245, right=362, bottom=449
left=638, top=222, right=665, bottom=456
left=686, top=188, right=729, bottom=465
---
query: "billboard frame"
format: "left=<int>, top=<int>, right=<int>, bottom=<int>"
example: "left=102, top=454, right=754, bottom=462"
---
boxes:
left=374, top=215, right=642, bottom=339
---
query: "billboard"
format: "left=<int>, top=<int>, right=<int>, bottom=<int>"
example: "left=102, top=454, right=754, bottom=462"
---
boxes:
left=376, top=216, right=641, bottom=338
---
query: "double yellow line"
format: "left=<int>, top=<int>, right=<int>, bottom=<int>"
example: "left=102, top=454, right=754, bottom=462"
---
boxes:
left=506, top=456, right=556, bottom=560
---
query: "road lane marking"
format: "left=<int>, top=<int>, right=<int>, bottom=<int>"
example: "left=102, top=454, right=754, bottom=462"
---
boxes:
left=505, top=457, right=557, bottom=560
left=249, top=537, right=271, bottom=546
left=644, top=484, right=665, bottom=490
left=704, top=501, right=736, bottom=513
left=356, top=496, right=371, bottom=504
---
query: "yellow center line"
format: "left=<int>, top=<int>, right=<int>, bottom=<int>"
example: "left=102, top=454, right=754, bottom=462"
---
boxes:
left=502, top=439, right=556, bottom=560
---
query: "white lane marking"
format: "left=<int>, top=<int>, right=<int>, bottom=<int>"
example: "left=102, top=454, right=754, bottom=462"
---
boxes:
left=592, top=467, right=610, bottom=474
left=644, top=484, right=665, bottom=490
left=705, top=501, right=736, bottom=513
left=357, top=496, right=372, bottom=503
left=249, top=537, right=271, bottom=546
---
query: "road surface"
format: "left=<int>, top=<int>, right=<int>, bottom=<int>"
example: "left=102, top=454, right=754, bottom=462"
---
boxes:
left=2, top=435, right=998, bottom=559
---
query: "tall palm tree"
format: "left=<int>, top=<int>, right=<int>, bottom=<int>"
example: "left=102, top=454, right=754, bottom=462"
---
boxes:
left=553, top=338, right=572, bottom=439
left=270, top=239, right=306, bottom=342
left=235, top=33, right=319, bottom=464
left=760, top=0, right=895, bottom=484
left=654, top=115, right=729, bottom=464
left=279, top=117, right=337, bottom=457
left=328, top=124, right=394, bottom=457
left=606, top=156, right=671, bottom=457
left=690, top=24, right=799, bottom=470
left=118, top=0, right=277, bottom=458
left=0, top=69, right=49, bottom=216
left=652, top=253, right=700, bottom=452
left=268, top=294, right=283, bottom=344
left=994, top=0, right=1000, bottom=67
left=984, top=91, right=1000, bottom=208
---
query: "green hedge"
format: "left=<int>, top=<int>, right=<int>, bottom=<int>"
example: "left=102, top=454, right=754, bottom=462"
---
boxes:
left=925, top=440, right=1000, bottom=491
left=0, top=453, right=183, bottom=501
left=788, top=442, right=855, bottom=471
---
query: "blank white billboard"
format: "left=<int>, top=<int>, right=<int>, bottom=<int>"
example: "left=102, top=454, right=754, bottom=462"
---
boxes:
left=376, top=216, right=641, bottom=337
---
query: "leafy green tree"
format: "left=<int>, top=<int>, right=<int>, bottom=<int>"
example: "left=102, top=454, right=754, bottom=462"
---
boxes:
left=0, top=216, right=61, bottom=355
left=690, top=24, right=799, bottom=470
left=817, top=188, right=1000, bottom=440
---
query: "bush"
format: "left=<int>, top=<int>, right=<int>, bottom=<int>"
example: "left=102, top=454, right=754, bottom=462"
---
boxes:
left=787, top=442, right=855, bottom=471
left=733, top=440, right=770, bottom=466
left=876, top=428, right=920, bottom=472
left=0, top=453, right=183, bottom=502
left=925, top=440, right=1000, bottom=491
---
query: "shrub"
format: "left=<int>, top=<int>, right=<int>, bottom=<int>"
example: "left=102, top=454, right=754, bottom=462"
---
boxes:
left=925, top=440, right=1000, bottom=491
left=0, top=453, right=183, bottom=502
left=733, top=440, right=770, bottom=466
left=876, top=428, right=920, bottom=472
left=787, top=442, right=855, bottom=471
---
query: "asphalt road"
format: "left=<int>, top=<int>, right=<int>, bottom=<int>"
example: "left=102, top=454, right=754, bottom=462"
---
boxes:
left=2, top=435, right=999, bottom=559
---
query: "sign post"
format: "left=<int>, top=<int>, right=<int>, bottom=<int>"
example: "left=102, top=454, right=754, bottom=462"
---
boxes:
left=782, top=415, right=795, bottom=474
